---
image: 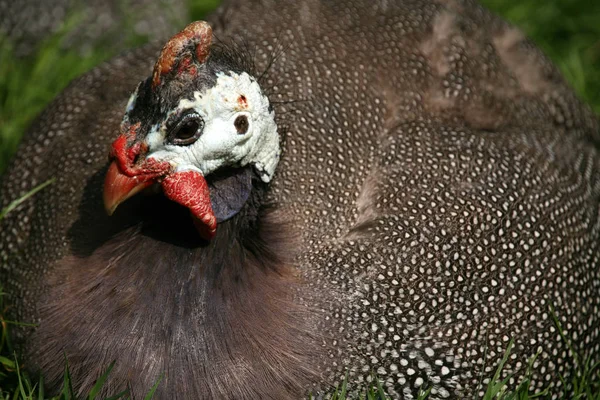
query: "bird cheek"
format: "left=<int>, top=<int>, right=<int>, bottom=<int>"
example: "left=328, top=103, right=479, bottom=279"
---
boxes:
left=161, top=170, right=217, bottom=240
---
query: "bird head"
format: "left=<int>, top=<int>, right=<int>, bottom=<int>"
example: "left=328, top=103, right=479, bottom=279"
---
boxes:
left=103, top=21, right=280, bottom=240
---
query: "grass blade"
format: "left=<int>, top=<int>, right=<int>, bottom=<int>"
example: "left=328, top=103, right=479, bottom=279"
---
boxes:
left=0, top=356, right=15, bottom=370
left=0, top=179, right=54, bottom=220
left=375, top=376, right=387, bottom=399
left=38, top=374, right=44, bottom=400
left=88, top=360, right=116, bottom=400
left=143, top=374, right=164, bottom=400
left=483, top=338, right=514, bottom=400
left=104, top=389, right=130, bottom=400
left=339, top=371, right=348, bottom=399
left=61, top=354, right=74, bottom=400
left=417, top=386, right=432, bottom=400
left=14, top=357, right=27, bottom=400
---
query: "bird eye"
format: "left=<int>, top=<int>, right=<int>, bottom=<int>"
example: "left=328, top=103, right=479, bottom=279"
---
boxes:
left=234, top=115, right=249, bottom=135
left=169, top=113, right=204, bottom=145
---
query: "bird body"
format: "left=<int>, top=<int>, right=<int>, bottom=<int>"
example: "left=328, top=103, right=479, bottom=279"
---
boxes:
left=1, top=0, right=599, bottom=399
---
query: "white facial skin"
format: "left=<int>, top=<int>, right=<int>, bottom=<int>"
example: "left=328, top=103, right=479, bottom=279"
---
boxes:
left=143, top=72, right=280, bottom=182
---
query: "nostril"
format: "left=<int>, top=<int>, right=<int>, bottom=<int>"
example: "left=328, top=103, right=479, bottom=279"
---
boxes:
left=125, top=141, right=149, bottom=167
left=134, top=143, right=150, bottom=165
left=132, top=152, right=142, bottom=165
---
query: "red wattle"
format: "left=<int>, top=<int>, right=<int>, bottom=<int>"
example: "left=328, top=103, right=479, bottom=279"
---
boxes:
left=161, top=170, right=217, bottom=240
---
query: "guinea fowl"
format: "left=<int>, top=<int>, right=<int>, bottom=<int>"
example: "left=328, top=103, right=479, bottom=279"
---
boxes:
left=1, top=0, right=599, bottom=399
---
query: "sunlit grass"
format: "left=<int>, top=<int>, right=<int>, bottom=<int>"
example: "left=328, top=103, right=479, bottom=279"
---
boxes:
left=481, top=0, right=600, bottom=114
left=0, top=15, right=110, bottom=175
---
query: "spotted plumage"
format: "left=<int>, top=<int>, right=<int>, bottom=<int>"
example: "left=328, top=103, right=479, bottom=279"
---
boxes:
left=1, top=0, right=599, bottom=399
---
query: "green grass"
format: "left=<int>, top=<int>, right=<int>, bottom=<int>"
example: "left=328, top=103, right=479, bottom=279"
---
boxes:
left=0, top=14, right=119, bottom=176
left=481, top=0, right=600, bottom=115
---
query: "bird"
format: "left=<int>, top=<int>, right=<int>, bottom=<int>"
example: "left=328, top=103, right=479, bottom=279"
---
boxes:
left=1, top=0, right=599, bottom=399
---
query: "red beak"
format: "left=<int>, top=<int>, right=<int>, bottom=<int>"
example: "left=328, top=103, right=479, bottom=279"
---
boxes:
left=103, top=161, right=155, bottom=216
left=103, top=132, right=217, bottom=240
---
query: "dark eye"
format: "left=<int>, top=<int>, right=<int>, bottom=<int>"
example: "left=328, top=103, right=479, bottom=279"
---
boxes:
left=234, top=115, right=249, bottom=135
left=169, top=113, right=204, bottom=145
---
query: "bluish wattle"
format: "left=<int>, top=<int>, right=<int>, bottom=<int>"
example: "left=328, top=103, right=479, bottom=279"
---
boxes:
left=208, top=167, right=254, bottom=223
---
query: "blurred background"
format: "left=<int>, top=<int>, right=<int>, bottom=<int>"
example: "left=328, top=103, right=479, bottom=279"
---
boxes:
left=0, top=0, right=599, bottom=175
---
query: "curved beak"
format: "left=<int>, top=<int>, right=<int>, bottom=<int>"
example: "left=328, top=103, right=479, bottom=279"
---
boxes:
left=103, top=160, right=217, bottom=240
left=103, top=161, right=156, bottom=215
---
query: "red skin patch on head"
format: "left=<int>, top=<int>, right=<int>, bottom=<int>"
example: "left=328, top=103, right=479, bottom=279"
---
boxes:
left=152, top=21, right=212, bottom=88
left=110, top=123, right=170, bottom=180
left=161, top=170, right=217, bottom=239
left=237, top=95, right=248, bottom=108
left=176, top=56, right=199, bottom=78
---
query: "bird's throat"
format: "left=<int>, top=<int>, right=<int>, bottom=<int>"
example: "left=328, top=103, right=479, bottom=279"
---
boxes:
left=29, top=192, right=322, bottom=398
